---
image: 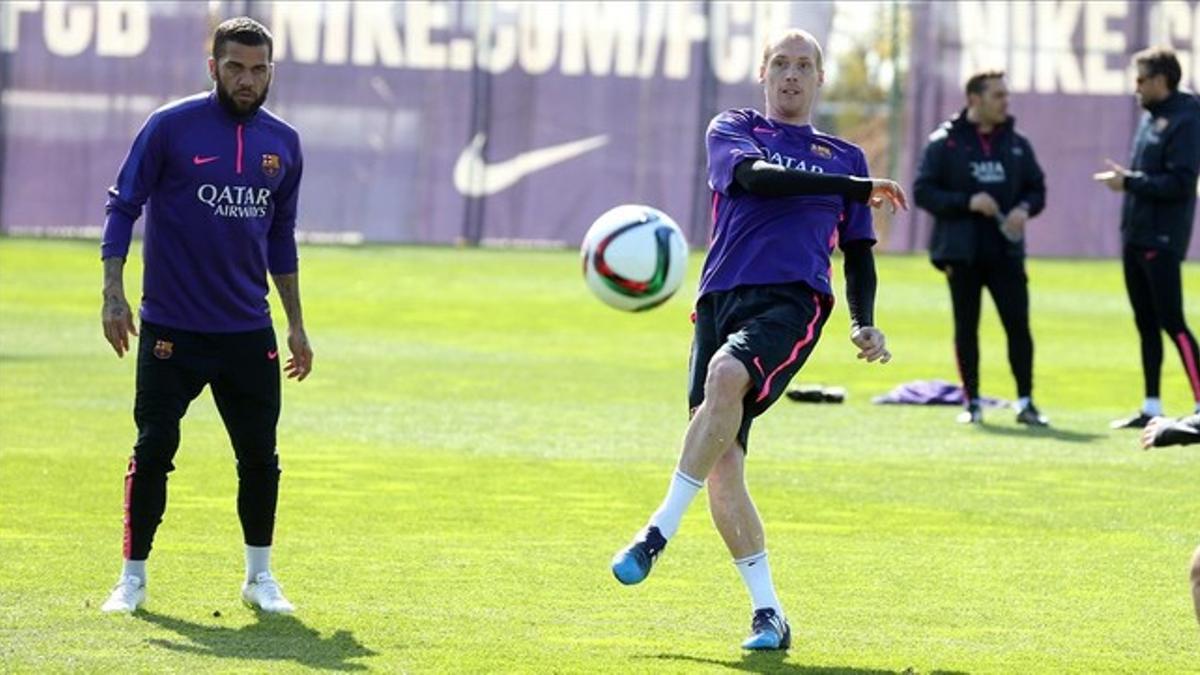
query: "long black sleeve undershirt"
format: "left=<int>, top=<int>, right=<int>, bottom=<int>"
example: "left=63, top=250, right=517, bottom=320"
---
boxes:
left=734, top=159, right=873, bottom=202
left=842, top=240, right=876, bottom=330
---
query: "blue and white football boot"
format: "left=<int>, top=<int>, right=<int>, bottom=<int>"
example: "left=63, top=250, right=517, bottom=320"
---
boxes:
left=611, top=526, right=667, bottom=585
left=742, top=607, right=791, bottom=650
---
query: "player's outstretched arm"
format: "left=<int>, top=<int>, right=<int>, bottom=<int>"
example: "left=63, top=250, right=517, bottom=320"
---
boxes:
left=101, top=256, right=137, bottom=358
left=734, top=159, right=863, bottom=198
left=733, top=160, right=908, bottom=212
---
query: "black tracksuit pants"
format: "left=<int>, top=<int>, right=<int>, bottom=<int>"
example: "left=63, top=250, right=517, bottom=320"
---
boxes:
left=944, top=248, right=1034, bottom=405
left=123, top=321, right=282, bottom=561
left=1122, top=245, right=1200, bottom=404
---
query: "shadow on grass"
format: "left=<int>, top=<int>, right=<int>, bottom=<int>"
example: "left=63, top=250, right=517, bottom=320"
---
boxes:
left=641, top=653, right=968, bottom=675
left=974, top=421, right=1104, bottom=444
left=0, top=353, right=47, bottom=362
left=137, top=609, right=376, bottom=671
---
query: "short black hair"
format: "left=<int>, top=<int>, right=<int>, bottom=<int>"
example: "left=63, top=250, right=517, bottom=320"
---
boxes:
left=212, top=17, right=273, bottom=62
left=1133, top=46, right=1181, bottom=91
left=965, top=70, right=1005, bottom=98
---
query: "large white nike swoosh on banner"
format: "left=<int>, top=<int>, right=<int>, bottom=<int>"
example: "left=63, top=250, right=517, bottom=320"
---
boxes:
left=453, top=132, right=609, bottom=197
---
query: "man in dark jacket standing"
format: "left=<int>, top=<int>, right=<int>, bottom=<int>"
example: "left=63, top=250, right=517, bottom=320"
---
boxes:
left=914, top=71, right=1049, bottom=426
left=1099, top=47, right=1200, bottom=429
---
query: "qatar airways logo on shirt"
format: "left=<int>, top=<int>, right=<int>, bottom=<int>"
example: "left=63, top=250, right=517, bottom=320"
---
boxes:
left=765, top=151, right=825, bottom=174
left=196, top=184, right=272, bottom=218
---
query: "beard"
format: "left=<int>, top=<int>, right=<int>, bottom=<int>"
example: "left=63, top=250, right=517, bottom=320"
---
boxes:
left=216, top=80, right=269, bottom=118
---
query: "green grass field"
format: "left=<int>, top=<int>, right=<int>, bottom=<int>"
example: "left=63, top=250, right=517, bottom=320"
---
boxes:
left=1, top=238, right=1197, bottom=673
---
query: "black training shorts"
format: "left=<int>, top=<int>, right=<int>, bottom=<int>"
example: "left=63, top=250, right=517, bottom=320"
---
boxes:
left=687, top=282, right=833, bottom=451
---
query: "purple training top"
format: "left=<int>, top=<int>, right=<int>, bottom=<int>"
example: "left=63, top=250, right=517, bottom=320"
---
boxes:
left=101, top=92, right=303, bottom=333
left=701, top=108, right=876, bottom=299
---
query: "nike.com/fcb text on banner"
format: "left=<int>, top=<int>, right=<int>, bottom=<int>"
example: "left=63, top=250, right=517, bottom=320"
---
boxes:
left=1, top=1, right=1198, bottom=258
left=1, top=0, right=823, bottom=249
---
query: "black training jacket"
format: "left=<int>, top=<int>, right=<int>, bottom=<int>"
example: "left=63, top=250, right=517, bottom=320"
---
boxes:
left=913, top=109, right=1046, bottom=269
left=1120, top=90, right=1200, bottom=259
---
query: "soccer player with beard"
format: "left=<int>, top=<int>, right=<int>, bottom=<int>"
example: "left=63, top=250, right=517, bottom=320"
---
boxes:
left=99, top=17, right=311, bottom=613
left=611, top=29, right=906, bottom=650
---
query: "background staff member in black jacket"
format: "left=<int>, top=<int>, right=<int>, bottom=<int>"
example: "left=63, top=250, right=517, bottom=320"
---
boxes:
left=1098, top=46, right=1200, bottom=429
left=914, top=71, right=1049, bottom=426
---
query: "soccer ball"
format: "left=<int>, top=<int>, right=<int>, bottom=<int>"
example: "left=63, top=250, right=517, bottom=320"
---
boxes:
left=580, top=204, right=688, bottom=312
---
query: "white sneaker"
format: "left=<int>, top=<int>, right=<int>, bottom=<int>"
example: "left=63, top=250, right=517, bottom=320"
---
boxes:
left=241, top=572, right=294, bottom=613
left=101, top=575, right=145, bottom=613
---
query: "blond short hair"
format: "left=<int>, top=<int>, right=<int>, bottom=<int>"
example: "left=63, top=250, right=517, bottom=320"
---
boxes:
left=760, top=29, right=824, bottom=71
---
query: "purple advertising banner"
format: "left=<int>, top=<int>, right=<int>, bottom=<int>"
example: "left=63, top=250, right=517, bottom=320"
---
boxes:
left=893, top=0, right=1200, bottom=259
left=0, top=1, right=832, bottom=249
left=2, top=1, right=1196, bottom=259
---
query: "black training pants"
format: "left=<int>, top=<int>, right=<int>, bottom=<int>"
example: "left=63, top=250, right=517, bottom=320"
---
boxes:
left=123, top=321, right=282, bottom=561
left=1122, top=245, right=1200, bottom=402
left=944, top=251, right=1035, bottom=403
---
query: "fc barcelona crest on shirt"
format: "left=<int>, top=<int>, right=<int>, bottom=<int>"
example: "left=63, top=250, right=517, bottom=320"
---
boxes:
left=261, top=153, right=281, bottom=177
left=153, top=340, right=174, bottom=360
left=1153, top=117, right=1169, bottom=133
left=810, top=143, right=832, bottom=159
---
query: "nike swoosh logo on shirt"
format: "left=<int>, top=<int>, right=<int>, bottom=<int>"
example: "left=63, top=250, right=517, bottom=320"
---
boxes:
left=193, top=155, right=220, bottom=165
left=453, top=133, right=608, bottom=197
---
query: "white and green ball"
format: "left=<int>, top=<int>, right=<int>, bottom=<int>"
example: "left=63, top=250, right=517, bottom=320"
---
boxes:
left=580, top=204, right=689, bottom=312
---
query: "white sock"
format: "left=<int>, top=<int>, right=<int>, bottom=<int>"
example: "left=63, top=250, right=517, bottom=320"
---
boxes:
left=734, top=550, right=782, bottom=617
left=647, top=470, right=704, bottom=540
left=1143, top=397, right=1163, bottom=416
left=246, top=545, right=271, bottom=582
left=122, top=560, right=146, bottom=584
left=1017, top=396, right=1031, bottom=410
